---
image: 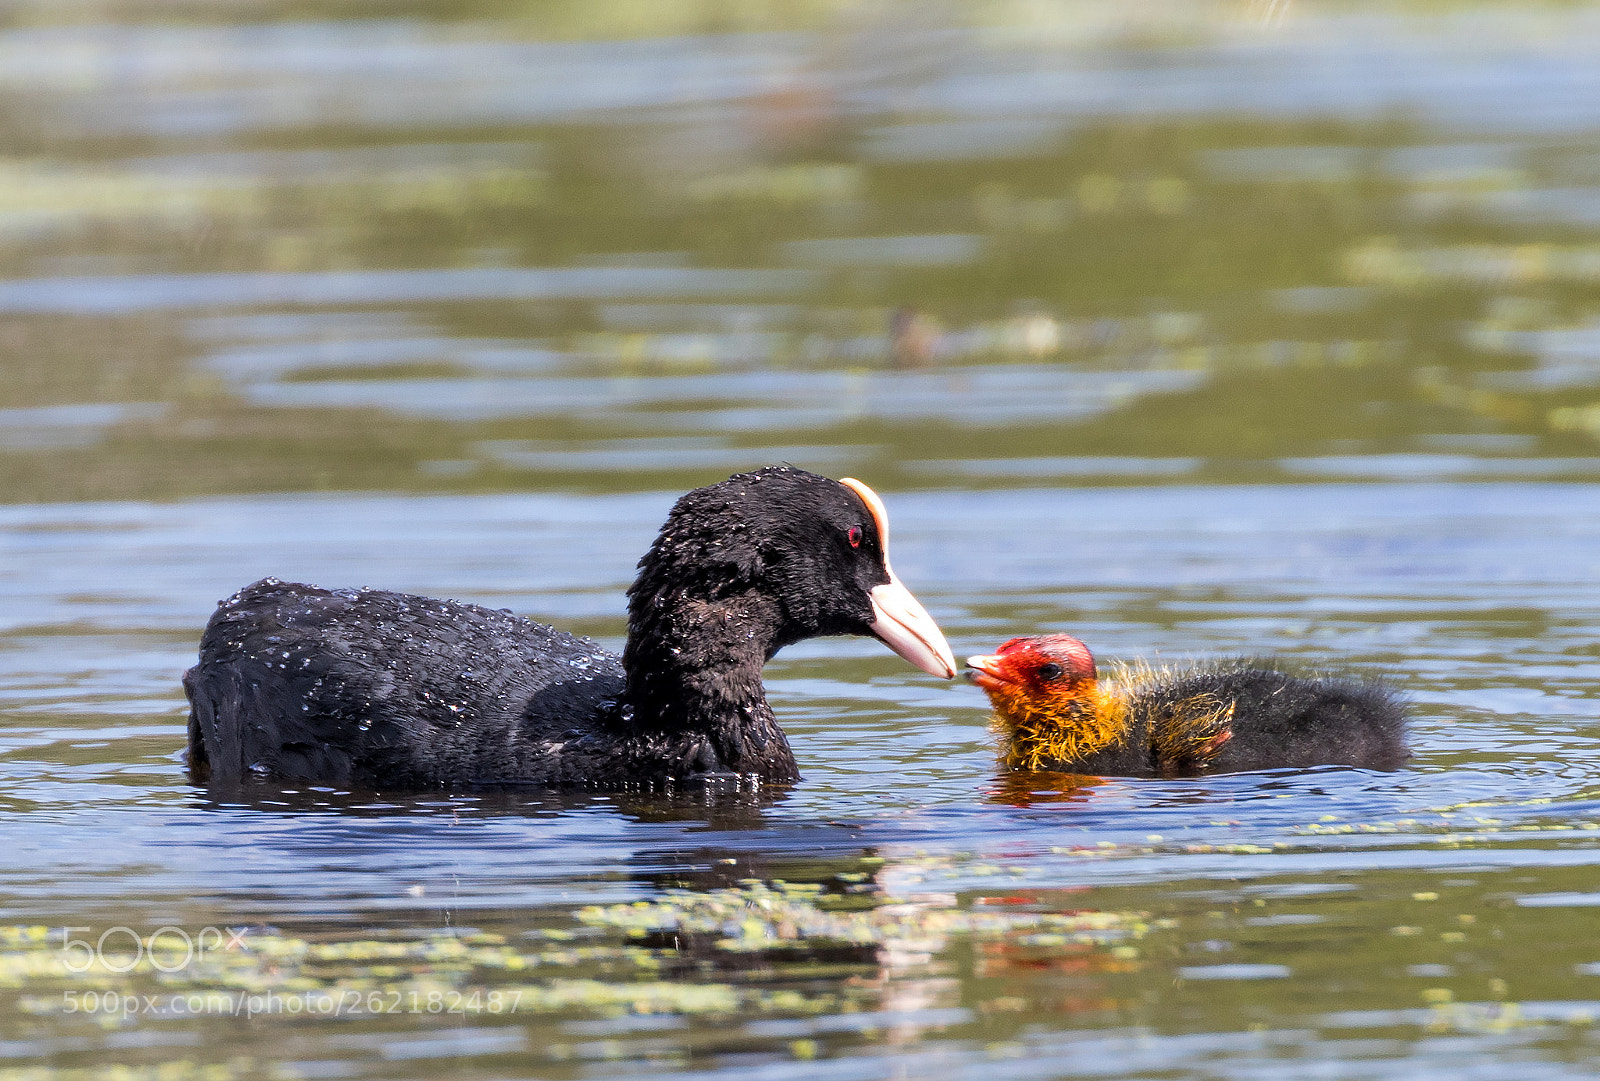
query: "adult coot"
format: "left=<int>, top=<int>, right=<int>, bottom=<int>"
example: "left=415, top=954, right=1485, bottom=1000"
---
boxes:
left=185, top=467, right=956, bottom=790
left=966, top=634, right=1406, bottom=776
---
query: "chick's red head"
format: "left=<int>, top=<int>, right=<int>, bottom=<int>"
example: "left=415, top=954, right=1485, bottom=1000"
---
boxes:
left=966, top=634, right=1097, bottom=710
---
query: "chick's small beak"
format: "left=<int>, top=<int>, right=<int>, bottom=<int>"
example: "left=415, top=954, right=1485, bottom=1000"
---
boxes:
left=868, top=575, right=957, bottom=679
left=965, top=652, right=1011, bottom=692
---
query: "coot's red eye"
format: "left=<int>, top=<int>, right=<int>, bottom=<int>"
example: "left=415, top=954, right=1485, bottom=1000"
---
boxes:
left=847, top=526, right=862, bottom=548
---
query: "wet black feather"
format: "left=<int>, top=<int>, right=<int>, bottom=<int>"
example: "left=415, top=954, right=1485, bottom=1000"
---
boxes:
left=184, top=466, right=891, bottom=791
left=1064, top=659, right=1407, bottom=777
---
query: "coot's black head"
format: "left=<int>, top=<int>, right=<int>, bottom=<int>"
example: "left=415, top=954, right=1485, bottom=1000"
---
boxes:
left=627, top=465, right=956, bottom=678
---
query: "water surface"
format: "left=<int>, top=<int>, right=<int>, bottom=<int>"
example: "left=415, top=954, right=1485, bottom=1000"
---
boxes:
left=6, top=2, right=1600, bottom=1078
left=5, top=482, right=1600, bottom=1078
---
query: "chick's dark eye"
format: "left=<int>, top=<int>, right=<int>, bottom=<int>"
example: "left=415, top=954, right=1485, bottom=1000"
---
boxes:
left=846, top=526, right=862, bottom=549
left=1037, top=662, right=1064, bottom=681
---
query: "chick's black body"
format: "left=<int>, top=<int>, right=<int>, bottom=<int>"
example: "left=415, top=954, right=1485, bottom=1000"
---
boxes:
left=185, top=467, right=929, bottom=790
left=1079, top=662, right=1408, bottom=776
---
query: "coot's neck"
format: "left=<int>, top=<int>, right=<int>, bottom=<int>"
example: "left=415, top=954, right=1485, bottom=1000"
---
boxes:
left=620, top=587, right=799, bottom=782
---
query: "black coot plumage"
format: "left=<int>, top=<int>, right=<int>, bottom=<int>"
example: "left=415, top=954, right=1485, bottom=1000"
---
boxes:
left=185, top=467, right=956, bottom=791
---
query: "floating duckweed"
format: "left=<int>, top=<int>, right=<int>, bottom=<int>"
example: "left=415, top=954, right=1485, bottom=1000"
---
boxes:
left=0, top=924, right=673, bottom=1022
left=526, top=979, right=739, bottom=1015
left=0, top=881, right=1155, bottom=1028
left=0, top=947, right=118, bottom=989
left=576, top=882, right=1150, bottom=955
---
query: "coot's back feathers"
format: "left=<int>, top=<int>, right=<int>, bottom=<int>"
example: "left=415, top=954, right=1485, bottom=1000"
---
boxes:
left=185, top=579, right=624, bottom=788
left=967, top=634, right=1407, bottom=777
left=184, top=467, right=956, bottom=791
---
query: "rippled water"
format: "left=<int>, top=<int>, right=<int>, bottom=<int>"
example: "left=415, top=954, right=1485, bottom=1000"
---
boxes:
left=6, top=483, right=1600, bottom=1077
left=7, top=1, right=1600, bottom=1077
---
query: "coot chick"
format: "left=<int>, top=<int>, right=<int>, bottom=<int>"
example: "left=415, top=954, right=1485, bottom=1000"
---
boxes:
left=185, top=466, right=957, bottom=791
left=966, top=634, right=1406, bottom=776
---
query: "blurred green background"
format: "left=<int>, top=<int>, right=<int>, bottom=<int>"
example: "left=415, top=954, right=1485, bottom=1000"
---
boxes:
left=6, top=0, right=1600, bottom=503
